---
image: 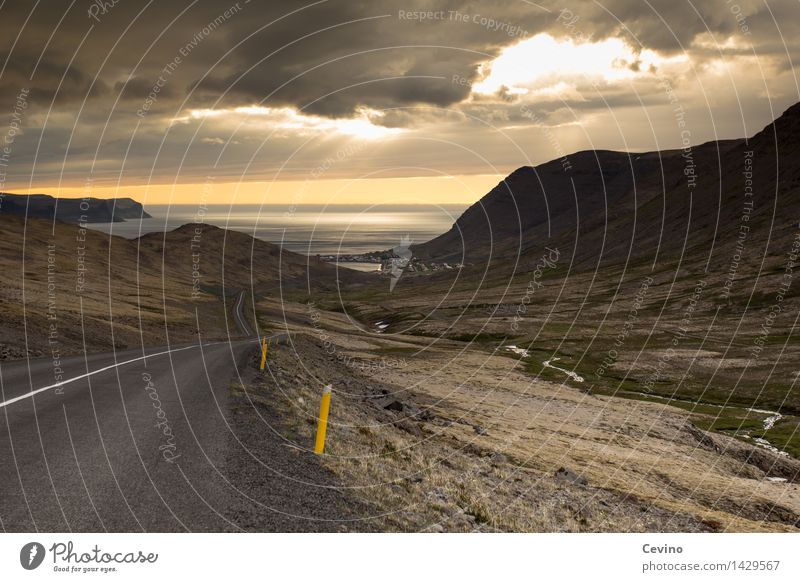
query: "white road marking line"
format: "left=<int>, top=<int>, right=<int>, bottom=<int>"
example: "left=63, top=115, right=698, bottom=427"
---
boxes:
left=0, top=332, right=287, bottom=410
left=0, top=341, right=237, bottom=410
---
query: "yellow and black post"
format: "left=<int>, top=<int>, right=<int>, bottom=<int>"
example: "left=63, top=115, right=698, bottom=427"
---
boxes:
left=314, top=384, right=333, bottom=454
left=259, top=337, right=270, bottom=370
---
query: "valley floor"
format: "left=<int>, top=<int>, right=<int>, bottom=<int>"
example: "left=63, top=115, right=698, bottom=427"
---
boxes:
left=251, top=299, right=800, bottom=532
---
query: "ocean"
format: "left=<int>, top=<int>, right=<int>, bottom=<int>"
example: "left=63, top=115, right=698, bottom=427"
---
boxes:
left=86, top=204, right=467, bottom=272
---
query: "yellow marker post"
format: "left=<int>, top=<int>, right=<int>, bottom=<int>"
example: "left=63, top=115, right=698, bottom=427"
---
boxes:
left=314, top=384, right=333, bottom=454
left=259, top=337, right=268, bottom=370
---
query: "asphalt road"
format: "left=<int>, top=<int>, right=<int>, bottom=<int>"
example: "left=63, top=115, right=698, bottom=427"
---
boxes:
left=0, top=297, right=370, bottom=532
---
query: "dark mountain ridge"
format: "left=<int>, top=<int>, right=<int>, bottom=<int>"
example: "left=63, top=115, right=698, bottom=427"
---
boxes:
left=413, top=102, right=800, bottom=279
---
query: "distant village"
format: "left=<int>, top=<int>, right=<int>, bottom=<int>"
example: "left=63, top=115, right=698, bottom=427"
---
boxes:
left=318, top=251, right=463, bottom=273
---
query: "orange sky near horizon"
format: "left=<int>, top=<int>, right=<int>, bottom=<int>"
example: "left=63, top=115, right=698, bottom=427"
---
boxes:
left=16, top=174, right=504, bottom=206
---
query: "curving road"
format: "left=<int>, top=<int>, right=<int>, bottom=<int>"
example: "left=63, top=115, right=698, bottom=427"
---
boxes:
left=231, top=290, right=252, bottom=336
left=0, top=299, right=368, bottom=532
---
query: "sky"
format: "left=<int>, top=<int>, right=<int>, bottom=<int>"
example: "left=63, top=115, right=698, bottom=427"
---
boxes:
left=1, top=0, right=799, bottom=205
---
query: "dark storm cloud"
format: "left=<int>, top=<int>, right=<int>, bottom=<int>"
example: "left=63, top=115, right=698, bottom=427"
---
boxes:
left=194, top=48, right=478, bottom=118
left=185, top=1, right=532, bottom=117
left=0, top=49, right=110, bottom=105
left=562, top=0, right=739, bottom=53
left=2, top=0, right=796, bottom=115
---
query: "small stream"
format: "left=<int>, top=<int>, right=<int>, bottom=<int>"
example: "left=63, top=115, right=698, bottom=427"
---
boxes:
left=503, top=345, right=790, bottom=461
left=504, top=346, right=585, bottom=383
left=749, top=407, right=783, bottom=431
left=620, top=391, right=788, bottom=458
left=542, top=356, right=585, bottom=383
left=504, top=345, right=530, bottom=357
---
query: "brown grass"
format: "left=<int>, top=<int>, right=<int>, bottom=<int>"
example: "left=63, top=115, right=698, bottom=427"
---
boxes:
left=246, top=300, right=800, bottom=531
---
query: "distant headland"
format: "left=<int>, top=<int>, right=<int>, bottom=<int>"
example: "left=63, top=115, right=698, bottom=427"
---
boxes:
left=0, top=193, right=150, bottom=224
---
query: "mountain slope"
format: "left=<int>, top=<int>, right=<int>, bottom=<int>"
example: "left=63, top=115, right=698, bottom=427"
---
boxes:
left=0, top=216, right=366, bottom=359
left=413, top=102, right=800, bottom=280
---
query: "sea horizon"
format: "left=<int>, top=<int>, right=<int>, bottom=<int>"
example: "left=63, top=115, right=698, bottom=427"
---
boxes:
left=85, top=203, right=469, bottom=269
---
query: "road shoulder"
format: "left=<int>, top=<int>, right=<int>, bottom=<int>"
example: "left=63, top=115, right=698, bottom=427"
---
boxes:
left=222, top=349, right=377, bottom=532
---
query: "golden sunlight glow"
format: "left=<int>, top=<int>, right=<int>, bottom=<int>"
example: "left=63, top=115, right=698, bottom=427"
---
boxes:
left=29, top=175, right=504, bottom=205
left=472, top=33, right=687, bottom=96
left=174, top=106, right=403, bottom=140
